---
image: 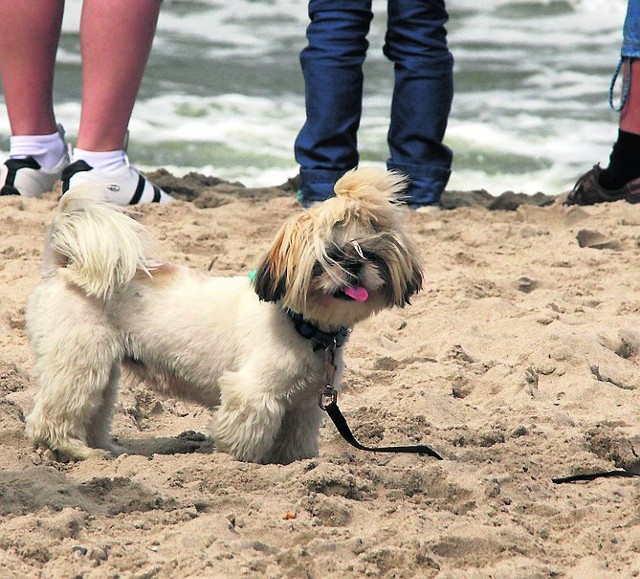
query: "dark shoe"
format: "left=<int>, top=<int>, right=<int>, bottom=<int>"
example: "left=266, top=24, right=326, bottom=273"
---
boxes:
left=565, top=164, right=640, bottom=206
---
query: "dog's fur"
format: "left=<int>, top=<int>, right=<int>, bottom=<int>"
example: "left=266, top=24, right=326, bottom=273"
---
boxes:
left=25, top=167, right=423, bottom=464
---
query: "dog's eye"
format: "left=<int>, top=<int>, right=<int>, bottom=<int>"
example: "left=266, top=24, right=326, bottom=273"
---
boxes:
left=312, top=262, right=324, bottom=276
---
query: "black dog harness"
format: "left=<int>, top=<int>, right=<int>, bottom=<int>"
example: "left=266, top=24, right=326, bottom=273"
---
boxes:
left=286, top=310, right=442, bottom=460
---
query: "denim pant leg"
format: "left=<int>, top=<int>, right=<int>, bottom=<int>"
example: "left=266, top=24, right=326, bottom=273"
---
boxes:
left=610, top=0, right=640, bottom=111
left=384, top=0, right=454, bottom=205
left=295, top=0, right=373, bottom=203
left=622, top=0, right=640, bottom=58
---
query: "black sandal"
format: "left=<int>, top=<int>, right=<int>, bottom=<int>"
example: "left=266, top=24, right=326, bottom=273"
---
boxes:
left=565, top=164, right=640, bottom=206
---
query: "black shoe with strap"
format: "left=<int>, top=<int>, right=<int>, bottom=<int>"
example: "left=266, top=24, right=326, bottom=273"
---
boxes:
left=564, top=164, right=640, bottom=206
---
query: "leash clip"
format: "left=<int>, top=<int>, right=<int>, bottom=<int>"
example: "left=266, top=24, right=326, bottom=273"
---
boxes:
left=319, top=340, right=338, bottom=410
left=319, top=387, right=337, bottom=410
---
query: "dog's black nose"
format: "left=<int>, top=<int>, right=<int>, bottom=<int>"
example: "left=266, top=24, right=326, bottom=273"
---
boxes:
left=346, top=261, right=363, bottom=278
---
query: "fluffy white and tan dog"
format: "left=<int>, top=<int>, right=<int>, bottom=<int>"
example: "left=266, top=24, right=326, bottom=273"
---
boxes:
left=25, top=167, right=423, bottom=464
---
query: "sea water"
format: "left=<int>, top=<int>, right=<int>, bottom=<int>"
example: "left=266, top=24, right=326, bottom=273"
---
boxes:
left=0, top=0, right=629, bottom=195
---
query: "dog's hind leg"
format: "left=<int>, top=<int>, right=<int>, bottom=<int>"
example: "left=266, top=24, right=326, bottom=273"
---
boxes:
left=26, top=286, right=123, bottom=461
left=85, top=363, right=127, bottom=456
left=26, top=353, right=123, bottom=460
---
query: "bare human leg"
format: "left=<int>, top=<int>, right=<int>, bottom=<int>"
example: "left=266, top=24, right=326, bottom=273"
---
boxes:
left=76, top=0, right=161, bottom=152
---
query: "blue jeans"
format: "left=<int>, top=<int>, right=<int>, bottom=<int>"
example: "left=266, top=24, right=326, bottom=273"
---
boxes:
left=295, top=0, right=454, bottom=206
left=622, top=0, right=640, bottom=58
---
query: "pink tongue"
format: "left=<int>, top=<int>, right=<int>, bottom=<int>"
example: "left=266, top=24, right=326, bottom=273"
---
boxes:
left=344, top=285, right=369, bottom=302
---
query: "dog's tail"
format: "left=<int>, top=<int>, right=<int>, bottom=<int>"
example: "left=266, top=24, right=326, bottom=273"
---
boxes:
left=45, top=185, right=158, bottom=299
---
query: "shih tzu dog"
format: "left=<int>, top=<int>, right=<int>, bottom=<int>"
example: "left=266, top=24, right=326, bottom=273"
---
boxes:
left=25, top=167, right=423, bottom=464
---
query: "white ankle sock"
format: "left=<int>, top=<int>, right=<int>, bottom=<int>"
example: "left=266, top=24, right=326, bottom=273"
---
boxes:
left=10, top=130, right=67, bottom=171
left=72, top=148, right=127, bottom=172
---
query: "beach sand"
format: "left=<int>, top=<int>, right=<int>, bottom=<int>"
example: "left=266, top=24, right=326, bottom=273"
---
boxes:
left=2, top=172, right=640, bottom=578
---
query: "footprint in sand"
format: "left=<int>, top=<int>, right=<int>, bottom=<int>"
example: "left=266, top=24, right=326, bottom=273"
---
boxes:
left=587, top=430, right=640, bottom=475
left=576, top=229, right=621, bottom=250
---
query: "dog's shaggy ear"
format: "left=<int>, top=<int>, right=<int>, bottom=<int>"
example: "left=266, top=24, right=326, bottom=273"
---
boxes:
left=403, top=254, right=424, bottom=306
left=397, top=235, right=424, bottom=306
left=253, top=231, right=288, bottom=303
left=366, top=233, right=423, bottom=308
left=253, top=214, right=315, bottom=308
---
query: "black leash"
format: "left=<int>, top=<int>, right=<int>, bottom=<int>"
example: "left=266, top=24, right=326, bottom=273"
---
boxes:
left=552, top=469, right=638, bottom=484
left=323, top=399, right=442, bottom=459
left=286, top=310, right=442, bottom=460
left=318, top=334, right=442, bottom=460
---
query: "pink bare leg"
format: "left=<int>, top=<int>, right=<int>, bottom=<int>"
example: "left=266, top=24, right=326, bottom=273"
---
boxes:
left=0, top=0, right=63, bottom=136
left=76, top=0, right=161, bottom=152
left=620, top=59, right=640, bottom=135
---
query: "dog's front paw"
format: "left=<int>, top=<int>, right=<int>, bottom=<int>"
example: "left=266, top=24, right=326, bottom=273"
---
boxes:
left=262, top=447, right=319, bottom=465
left=105, top=439, right=128, bottom=457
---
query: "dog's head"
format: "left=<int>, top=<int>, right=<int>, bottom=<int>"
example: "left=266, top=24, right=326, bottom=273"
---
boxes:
left=254, top=167, right=423, bottom=329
